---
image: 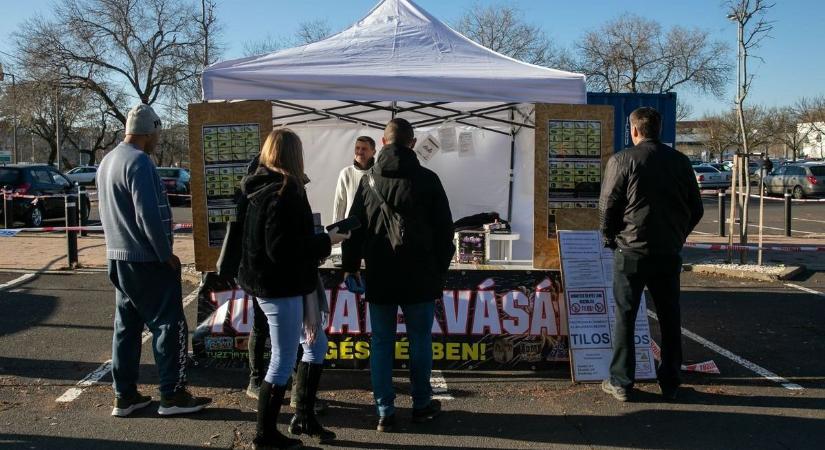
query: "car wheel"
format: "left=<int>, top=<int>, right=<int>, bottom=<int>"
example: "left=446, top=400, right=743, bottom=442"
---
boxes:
left=27, top=205, right=44, bottom=228
left=792, top=185, right=804, bottom=199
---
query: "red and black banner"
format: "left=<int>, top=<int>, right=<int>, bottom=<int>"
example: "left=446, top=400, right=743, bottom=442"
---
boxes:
left=193, top=269, right=568, bottom=370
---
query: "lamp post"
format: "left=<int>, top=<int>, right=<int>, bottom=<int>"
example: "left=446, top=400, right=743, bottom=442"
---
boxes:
left=0, top=65, right=18, bottom=163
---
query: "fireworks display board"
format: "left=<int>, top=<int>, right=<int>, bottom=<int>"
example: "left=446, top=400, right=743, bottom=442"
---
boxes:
left=533, top=104, right=614, bottom=270
left=188, top=101, right=273, bottom=272
left=192, top=268, right=570, bottom=371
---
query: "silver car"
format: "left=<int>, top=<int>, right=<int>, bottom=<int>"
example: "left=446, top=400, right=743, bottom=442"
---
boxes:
left=65, top=166, right=97, bottom=185
left=762, top=163, right=825, bottom=199
left=693, top=164, right=731, bottom=189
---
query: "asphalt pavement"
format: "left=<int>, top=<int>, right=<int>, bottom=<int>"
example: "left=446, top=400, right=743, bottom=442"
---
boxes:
left=1, top=270, right=824, bottom=449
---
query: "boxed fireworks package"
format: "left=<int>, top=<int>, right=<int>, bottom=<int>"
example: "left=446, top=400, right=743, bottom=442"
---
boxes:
left=455, top=231, right=486, bottom=264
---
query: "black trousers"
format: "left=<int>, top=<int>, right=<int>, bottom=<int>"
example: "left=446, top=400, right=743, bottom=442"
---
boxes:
left=248, top=297, right=269, bottom=383
left=609, top=249, right=683, bottom=389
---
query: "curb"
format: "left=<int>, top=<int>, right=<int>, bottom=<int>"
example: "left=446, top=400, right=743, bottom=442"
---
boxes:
left=683, top=263, right=806, bottom=282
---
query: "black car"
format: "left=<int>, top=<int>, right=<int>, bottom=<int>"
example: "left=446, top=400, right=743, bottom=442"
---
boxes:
left=0, top=164, right=90, bottom=227
left=156, top=167, right=191, bottom=206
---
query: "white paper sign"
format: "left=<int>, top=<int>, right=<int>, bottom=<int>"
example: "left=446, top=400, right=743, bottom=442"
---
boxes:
left=458, top=131, right=474, bottom=155
left=438, top=127, right=458, bottom=153
left=558, top=230, right=657, bottom=382
left=414, top=134, right=440, bottom=161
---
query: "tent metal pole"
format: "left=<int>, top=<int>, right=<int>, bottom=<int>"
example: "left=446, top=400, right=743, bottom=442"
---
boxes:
left=391, top=101, right=397, bottom=119
left=507, top=107, right=517, bottom=222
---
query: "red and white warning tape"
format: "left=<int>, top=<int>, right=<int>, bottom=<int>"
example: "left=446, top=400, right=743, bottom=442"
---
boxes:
left=746, top=194, right=825, bottom=203
left=651, top=340, right=720, bottom=374
left=684, top=242, right=825, bottom=253
left=0, top=223, right=193, bottom=237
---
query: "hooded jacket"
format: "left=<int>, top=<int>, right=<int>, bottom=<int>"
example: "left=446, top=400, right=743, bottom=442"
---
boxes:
left=342, top=144, right=455, bottom=304
left=237, top=167, right=331, bottom=299
left=599, top=139, right=704, bottom=255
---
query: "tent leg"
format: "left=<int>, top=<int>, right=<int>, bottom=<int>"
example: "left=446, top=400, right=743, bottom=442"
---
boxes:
left=391, top=101, right=397, bottom=119
left=507, top=108, right=516, bottom=222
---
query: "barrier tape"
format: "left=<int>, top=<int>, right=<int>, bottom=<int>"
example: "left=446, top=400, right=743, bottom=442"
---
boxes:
left=684, top=242, right=825, bottom=253
left=746, top=193, right=825, bottom=203
left=651, top=340, right=720, bottom=374
left=2, top=190, right=189, bottom=201
left=0, top=223, right=193, bottom=237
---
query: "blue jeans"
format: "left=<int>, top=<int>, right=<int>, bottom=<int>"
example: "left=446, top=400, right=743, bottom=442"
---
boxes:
left=369, top=301, right=435, bottom=417
left=108, top=260, right=187, bottom=397
left=256, top=296, right=328, bottom=386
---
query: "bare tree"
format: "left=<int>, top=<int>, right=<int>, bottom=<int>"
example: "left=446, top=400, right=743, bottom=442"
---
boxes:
left=765, top=105, right=811, bottom=161
left=65, top=96, right=122, bottom=165
left=15, top=0, right=214, bottom=125
left=242, top=19, right=333, bottom=58
left=169, top=0, right=223, bottom=116
left=724, top=0, right=773, bottom=262
left=677, top=101, right=694, bottom=121
left=294, top=19, right=333, bottom=45
left=576, top=13, right=731, bottom=96
left=242, top=35, right=284, bottom=57
left=455, top=3, right=572, bottom=69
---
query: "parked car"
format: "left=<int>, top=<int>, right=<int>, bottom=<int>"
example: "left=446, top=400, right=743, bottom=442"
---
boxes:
left=693, top=165, right=731, bottom=190
left=65, top=166, right=97, bottom=185
left=762, top=163, right=825, bottom=199
left=156, top=167, right=191, bottom=206
left=0, top=163, right=90, bottom=227
left=703, top=162, right=731, bottom=172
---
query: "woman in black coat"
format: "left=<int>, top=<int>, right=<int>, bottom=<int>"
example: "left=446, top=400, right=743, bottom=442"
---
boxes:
left=238, top=129, right=348, bottom=450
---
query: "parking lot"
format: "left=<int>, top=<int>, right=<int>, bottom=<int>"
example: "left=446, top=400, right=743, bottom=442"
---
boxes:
left=1, top=264, right=824, bottom=449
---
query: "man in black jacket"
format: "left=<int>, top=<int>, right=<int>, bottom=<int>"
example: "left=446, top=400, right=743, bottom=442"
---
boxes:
left=599, top=107, right=703, bottom=402
left=343, top=118, right=455, bottom=431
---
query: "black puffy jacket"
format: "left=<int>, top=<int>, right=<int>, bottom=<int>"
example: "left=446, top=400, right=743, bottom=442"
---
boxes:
left=599, top=139, right=704, bottom=255
left=342, top=144, right=455, bottom=304
left=237, top=167, right=331, bottom=299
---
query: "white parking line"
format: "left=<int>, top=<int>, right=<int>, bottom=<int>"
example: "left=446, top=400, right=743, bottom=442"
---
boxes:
left=56, top=288, right=200, bottom=403
left=784, top=283, right=825, bottom=298
left=0, top=273, right=37, bottom=291
left=712, top=220, right=817, bottom=235
left=792, top=217, right=825, bottom=225
left=647, top=310, right=803, bottom=391
left=430, top=370, right=454, bottom=400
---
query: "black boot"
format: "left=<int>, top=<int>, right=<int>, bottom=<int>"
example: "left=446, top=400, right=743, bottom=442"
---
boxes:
left=253, top=382, right=303, bottom=450
left=288, top=363, right=336, bottom=443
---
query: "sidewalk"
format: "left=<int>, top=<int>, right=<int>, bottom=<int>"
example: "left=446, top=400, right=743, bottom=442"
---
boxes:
left=2, top=232, right=822, bottom=273
left=0, top=234, right=195, bottom=272
left=684, top=234, right=825, bottom=271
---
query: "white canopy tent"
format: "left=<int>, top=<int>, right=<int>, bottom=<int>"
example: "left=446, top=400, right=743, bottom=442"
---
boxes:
left=201, top=0, right=586, bottom=260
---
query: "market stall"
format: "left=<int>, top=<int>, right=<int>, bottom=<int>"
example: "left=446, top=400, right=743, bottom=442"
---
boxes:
left=190, top=0, right=621, bottom=372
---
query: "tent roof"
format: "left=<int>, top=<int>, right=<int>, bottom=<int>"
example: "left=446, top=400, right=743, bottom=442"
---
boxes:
left=202, top=0, right=586, bottom=104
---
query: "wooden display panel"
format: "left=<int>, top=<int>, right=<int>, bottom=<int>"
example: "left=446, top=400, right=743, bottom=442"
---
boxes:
left=533, top=104, right=614, bottom=270
left=188, top=101, right=273, bottom=272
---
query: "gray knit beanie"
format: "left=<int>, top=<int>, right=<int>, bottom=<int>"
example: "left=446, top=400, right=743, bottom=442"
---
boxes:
left=125, top=104, right=162, bottom=135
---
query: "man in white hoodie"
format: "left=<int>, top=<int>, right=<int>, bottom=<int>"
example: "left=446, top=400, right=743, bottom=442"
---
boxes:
left=332, top=136, right=376, bottom=222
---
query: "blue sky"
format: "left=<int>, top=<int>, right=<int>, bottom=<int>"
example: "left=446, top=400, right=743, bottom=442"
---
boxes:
left=1, top=0, right=822, bottom=119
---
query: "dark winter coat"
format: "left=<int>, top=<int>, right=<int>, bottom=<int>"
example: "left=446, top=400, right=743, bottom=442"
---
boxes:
left=599, top=139, right=704, bottom=255
left=342, top=144, right=455, bottom=304
left=237, top=167, right=331, bottom=299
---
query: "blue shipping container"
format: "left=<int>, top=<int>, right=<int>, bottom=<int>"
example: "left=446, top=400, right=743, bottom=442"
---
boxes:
left=586, top=92, right=677, bottom=154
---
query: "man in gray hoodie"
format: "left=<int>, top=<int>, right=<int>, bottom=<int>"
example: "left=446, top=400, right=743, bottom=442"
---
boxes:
left=97, top=104, right=210, bottom=417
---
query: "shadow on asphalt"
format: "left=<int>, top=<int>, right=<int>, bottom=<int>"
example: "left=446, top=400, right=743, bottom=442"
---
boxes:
left=0, top=357, right=108, bottom=382
left=0, top=291, right=57, bottom=338
left=0, top=435, right=208, bottom=450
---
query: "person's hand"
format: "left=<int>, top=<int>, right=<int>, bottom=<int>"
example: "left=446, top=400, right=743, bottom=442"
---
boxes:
left=327, top=227, right=351, bottom=245
left=166, top=254, right=181, bottom=272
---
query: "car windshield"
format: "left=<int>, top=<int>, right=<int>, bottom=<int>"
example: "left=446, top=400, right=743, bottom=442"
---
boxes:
left=0, top=168, right=21, bottom=185
left=810, top=166, right=825, bottom=176
left=157, top=169, right=179, bottom=178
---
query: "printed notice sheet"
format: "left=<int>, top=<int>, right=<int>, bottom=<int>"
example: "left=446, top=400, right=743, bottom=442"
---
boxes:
left=559, top=230, right=656, bottom=382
